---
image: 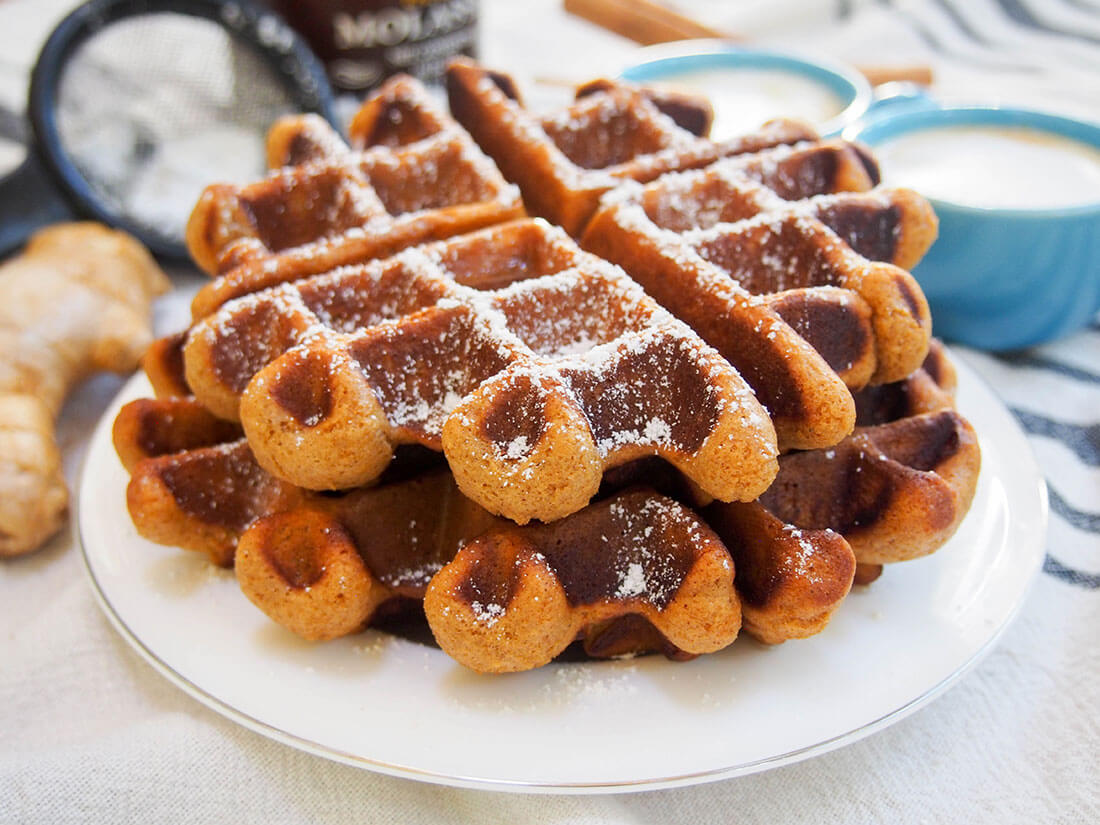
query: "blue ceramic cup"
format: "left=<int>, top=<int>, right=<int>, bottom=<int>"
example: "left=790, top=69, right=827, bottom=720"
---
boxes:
left=619, top=41, right=872, bottom=138
left=848, top=96, right=1100, bottom=350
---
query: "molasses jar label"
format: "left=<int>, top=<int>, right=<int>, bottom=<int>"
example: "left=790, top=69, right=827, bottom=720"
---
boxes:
left=269, top=0, right=478, bottom=94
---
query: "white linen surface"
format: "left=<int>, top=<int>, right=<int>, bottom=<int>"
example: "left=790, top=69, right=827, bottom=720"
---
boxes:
left=2, top=1, right=1097, bottom=822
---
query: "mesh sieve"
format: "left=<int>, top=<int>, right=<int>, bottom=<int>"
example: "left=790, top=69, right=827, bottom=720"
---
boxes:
left=0, top=0, right=336, bottom=259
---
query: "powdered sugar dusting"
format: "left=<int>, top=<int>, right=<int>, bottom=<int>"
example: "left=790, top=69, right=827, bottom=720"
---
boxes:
left=780, top=524, right=823, bottom=584
left=470, top=600, right=505, bottom=627
left=386, top=561, right=445, bottom=589
left=545, top=662, right=640, bottom=702
left=615, top=562, right=647, bottom=598
left=600, top=494, right=705, bottom=607
left=502, top=435, right=530, bottom=460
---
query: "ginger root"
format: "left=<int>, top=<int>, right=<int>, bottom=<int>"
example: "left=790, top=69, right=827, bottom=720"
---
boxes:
left=0, top=223, right=169, bottom=557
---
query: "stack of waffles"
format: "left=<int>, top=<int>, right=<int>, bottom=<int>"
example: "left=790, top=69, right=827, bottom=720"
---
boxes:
left=113, top=66, right=980, bottom=673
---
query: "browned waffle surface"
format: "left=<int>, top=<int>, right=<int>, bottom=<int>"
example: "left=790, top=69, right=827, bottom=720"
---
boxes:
left=115, top=401, right=729, bottom=656
left=212, top=220, right=779, bottom=524
left=114, top=375, right=967, bottom=666
left=575, top=77, right=716, bottom=137
left=112, top=396, right=242, bottom=472
left=749, top=342, right=980, bottom=568
left=114, top=395, right=446, bottom=568
left=703, top=499, right=855, bottom=645
left=235, top=471, right=501, bottom=641
left=760, top=409, right=979, bottom=565
left=598, top=455, right=857, bottom=646
left=114, top=397, right=303, bottom=567
left=141, top=332, right=190, bottom=399
left=446, top=59, right=817, bottom=236
left=185, top=74, right=524, bottom=319
left=423, top=488, right=742, bottom=672
left=583, top=140, right=936, bottom=401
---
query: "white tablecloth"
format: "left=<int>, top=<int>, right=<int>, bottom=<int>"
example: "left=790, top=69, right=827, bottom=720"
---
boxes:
left=2, top=1, right=1098, bottom=822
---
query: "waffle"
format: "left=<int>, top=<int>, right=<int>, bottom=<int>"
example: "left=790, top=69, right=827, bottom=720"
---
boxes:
left=422, top=487, right=742, bottom=672
left=141, top=332, right=191, bottom=400
left=575, top=77, right=716, bottom=138
left=423, top=471, right=860, bottom=670
left=115, top=396, right=499, bottom=637
left=754, top=340, right=980, bottom=571
left=114, top=367, right=971, bottom=668
left=698, top=341, right=973, bottom=640
left=184, top=74, right=524, bottom=319
left=447, top=62, right=930, bottom=451
left=114, top=397, right=301, bottom=567
left=195, top=219, right=779, bottom=524
left=700, top=499, right=856, bottom=645
left=582, top=141, right=936, bottom=400
left=113, top=395, right=855, bottom=664
left=446, top=59, right=818, bottom=236
left=114, top=395, right=446, bottom=567
left=596, top=454, right=857, bottom=647
left=235, top=470, right=502, bottom=642
left=593, top=341, right=976, bottom=639
left=239, top=482, right=746, bottom=663
left=113, top=395, right=242, bottom=474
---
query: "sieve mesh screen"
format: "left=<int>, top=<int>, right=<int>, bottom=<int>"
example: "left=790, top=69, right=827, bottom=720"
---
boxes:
left=55, top=13, right=298, bottom=246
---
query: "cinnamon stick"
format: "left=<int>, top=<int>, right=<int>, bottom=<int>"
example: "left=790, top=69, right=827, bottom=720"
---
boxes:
left=564, top=0, right=933, bottom=87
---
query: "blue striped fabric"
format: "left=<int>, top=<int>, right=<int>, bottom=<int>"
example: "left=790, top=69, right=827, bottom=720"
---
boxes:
left=959, top=334, right=1099, bottom=590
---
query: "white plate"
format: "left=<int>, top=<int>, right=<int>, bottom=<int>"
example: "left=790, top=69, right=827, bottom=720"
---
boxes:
left=79, top=356, right=1047, bottom=793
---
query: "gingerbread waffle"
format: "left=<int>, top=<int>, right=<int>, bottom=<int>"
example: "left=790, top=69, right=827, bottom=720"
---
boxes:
left=237, top=480, right=747, bottom=665
left=114, top=395, right=499, bottom=637
left=582, top=140, right=936, bottom=401
left=574, top=77, right=716, bottom=138
left=113, top=395, right=445, bottom=567
left=234, top=470, right=502, bottom=642
left=712, top=340, right=979, bottom=599
left=191, top=219, right=780, bottom=524
left=114, top=396, right=303, bottom=566
left=113, top=395, right=856, bottom=666
left=596, top=341, right=977, bottom=638
left=755, top=341, right=980, bottom=571
left=115, top=365, right=969, bottom=669
left=447, top=63, right=918, bottom=451
left=422, top=488, right=742, bottom=672
left=597, top=455, right=857, bottom=647
left=446, top=59, right=818, bottom=236
left=185, top=74, right=524, bottom=319
left=701, top=499, right=856, bottom=645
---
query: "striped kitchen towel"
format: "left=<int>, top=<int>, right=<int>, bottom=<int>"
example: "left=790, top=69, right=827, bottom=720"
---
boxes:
left=958, top=327, right=1099, bottom=591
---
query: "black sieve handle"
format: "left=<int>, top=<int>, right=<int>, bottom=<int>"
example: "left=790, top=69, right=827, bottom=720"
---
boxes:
left=0, top=152, right=76, bottom=258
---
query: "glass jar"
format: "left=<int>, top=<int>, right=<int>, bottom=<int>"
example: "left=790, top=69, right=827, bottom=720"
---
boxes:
left=268, top=0, right=478, bottom=94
